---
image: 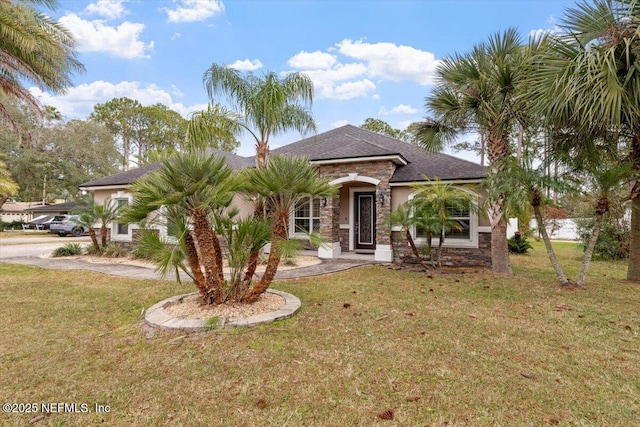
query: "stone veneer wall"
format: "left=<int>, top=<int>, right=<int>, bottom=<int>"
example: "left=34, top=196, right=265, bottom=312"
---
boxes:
left=318, top=161, right=396, bottom=249
left=391, top=231, right=492, bottom=267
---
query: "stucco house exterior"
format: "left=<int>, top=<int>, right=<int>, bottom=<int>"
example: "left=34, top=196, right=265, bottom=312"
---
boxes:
left=79, top=125, right=493, bottom=266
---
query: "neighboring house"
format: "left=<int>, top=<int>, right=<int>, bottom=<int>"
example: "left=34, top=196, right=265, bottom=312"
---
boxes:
left=0, top=201, right=44, bottom=223
left=26, top=201, right=81, bottom=218
left=79, top=125, right=493, bottom=266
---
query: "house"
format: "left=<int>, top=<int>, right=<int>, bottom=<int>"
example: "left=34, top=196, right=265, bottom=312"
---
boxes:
left=80, top=125, right=493, bottom=266
left=0, top=201, right=44, bottom=223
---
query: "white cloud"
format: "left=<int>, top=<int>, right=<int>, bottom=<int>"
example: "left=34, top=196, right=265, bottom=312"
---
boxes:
left=163, top=0, right=225, bottom=23
left=59, top=13, right=154, bottom=59
left=331, top=120, right=349, bottom=128
left=29, top=81, right=204, bottom=120
left=379, top=104, right=418, bottom=115
left=85, top=0, right=127, bottom=19
left=332, top=79, right=376, bottom=100
left=286, top=39, right=438, bottom=100
left=171, top=32, right=182, bottom=40
left=288, top=51, right=337, bottom=69
left=294, top=63, right=370, bottom=99
left=228, top=58, right=263, bottom=71
left=336, top=39, right=438, bottom=85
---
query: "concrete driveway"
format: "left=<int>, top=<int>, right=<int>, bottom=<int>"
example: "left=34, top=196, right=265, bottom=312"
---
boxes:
left=0, top=235, right=90, bottom=259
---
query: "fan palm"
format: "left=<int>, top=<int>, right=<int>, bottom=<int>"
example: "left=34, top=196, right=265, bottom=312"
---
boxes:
left=75, top=198, right=121, bottom=254
left=415, top=28, right=529, bottom=275
left=410, top=178, right=477, bottom=268
left=244, top=155, right=336, bottom=302
left=122, top=151, right=241, bottom=304
left=0, top=0, right=83, bottom=127
left=203, top=64, right=316, bottom=168
left=528, top=0, right=640, bottom=281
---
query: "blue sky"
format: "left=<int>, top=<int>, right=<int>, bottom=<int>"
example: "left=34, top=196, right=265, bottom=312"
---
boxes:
left=37, top=0, right=577, bottom=160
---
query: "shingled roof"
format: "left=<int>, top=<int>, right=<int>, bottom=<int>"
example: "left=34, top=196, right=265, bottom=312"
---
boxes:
left=80, top=149, right=255, bottom=188
left=272, top=125, right=486, bottom=182
left=81, top=126, right=486, bottom=188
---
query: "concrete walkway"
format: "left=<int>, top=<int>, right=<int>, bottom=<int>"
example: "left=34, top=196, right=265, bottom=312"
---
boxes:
left=1, top=245, right=373, bottom=281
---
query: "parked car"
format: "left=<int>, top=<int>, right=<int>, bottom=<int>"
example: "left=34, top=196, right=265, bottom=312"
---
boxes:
left=49, top=215, right=88, bottom=237
left=22, top=215, right=54, bottom=230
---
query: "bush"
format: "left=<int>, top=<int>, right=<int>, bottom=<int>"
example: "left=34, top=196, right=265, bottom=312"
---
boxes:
left=508, top=232, right=533, bottom=254
left=577, top=219, right=629, bottom=260
left=102, top=242, right=127, bottom=258
left=51, top=243, right=83, bottom=257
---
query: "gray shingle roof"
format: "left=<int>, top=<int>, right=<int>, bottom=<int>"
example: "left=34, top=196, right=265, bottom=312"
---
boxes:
left=80, top=126, right=486, bottom=188
left=79, top=149, right=254, bottom=188
left=273, top=125, right=487, bottom=182
left=27, top=201, right=81, bottom=212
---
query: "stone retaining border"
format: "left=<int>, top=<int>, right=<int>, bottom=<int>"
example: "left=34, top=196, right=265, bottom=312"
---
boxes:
left=144, top=289, right=301, bottom=332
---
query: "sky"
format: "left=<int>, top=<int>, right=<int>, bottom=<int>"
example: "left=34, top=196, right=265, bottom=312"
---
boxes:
left=36, top=0, right=578, bottom=161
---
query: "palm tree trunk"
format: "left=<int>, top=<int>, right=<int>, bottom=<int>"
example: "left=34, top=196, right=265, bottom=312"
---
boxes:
left=627, top=181, right=640, bottom=282
left=487, top=134, right=512, bottom=275
left=242, top=250, right=260, bottom=285
left=255, top=141, right=269, bottom=169
left=533, top=202, right=569, bottom=286
left=100, top=225, right=108, bottom=247
left=628, top=135, right=640, bottom=282
left=405, top=229, right=423, bottom=262
left=88, top=229, right=101, bottom=255
left=244, top=211, right=286, bottom=303
left=437, top=230, right=444, bottom=268
left=577, top=211, right=605, bottom=287
left=184, top=231, right=208, bottom=298
left=192, top=209, right=224, bottom=304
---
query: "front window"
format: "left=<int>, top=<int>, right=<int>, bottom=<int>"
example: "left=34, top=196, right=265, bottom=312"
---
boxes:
left=115, top=199, right=128, bottom=235
left=415, top=203, right=471, bottom=240
left=293, top=197, right=320, bottom=234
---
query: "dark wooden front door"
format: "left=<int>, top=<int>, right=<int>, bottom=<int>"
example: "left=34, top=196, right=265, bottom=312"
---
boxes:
left=354, top=192, right=376, bottom=251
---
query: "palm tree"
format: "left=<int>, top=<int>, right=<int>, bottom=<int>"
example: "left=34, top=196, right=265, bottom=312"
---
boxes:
left=244, top=155, right=336, bottom=302
left=414, top=28, right=529, bottom=275
left=410, top=178, right=477, bottom=268
left=0, top=158, right=19, bottom=209
left=528, top=0, right=640, bottom=281
left=0, top=0, right=83, bottom=128
left=122, top=151, right=241, bottom=304
left=387, top=202, right=426, bottom=265
left=75, top=199, right=122, bottom=254
left=203, top=64, right=316, bottom=168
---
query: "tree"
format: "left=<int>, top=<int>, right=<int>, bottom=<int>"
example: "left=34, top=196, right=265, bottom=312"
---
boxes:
left=123, top=152, right=334, bottom=305
left=90, top=97, right=144, bottom=170
left=0, top=158, right=19, bottom=209
left=415, top=28, right=529, bottom=275
left=528, top=0, right=640, bottom=281
left=410, top=178, right=476, bottom=267
left=203, top=64, right=316, bottom=168
left=360, top=118, right=412, bottom=142
left=244, top=155, right=336, bottom=301
left=0, top=0, right=83, bottom=127
left=74, top=199, right=121, bottom=255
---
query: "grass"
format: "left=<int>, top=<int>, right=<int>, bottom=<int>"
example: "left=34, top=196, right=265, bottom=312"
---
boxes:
left=1, top=241, right=639, bottom=426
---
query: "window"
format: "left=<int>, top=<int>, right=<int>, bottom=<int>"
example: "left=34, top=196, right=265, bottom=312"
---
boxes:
left=415, top=203, right=472, bottom=241
left=293, top=197, right=320, bottom=234
left=115, top=199, right=129, bottom=235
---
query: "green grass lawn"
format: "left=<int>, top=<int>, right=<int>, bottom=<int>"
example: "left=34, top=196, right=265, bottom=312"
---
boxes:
left=1, top=241, right=638, bottom=426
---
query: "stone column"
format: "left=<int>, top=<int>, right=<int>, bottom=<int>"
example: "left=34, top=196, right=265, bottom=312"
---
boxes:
left=318, top=194, right=341, bottom=259
left=374, top=182, right=393, bottom=262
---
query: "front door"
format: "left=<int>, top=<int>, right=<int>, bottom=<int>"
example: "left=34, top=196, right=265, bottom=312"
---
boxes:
left=354, top=192, right=376, bottom=251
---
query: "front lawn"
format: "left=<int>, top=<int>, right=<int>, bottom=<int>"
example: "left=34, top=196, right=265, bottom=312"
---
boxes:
left=1, top=241, right=638, bottom=426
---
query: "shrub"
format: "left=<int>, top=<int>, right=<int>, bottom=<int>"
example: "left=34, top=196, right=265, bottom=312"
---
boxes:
left=51, top=243, right=83, bottom=257
left=508, top=232, right=533, bottom=254
left=577, top=219, right=629, bottom=260
left=102, top=242, right=127, bottom=258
